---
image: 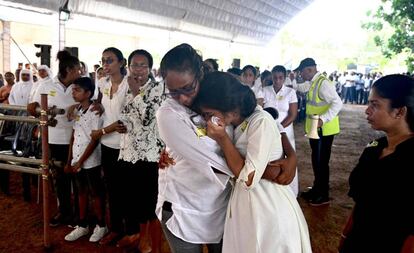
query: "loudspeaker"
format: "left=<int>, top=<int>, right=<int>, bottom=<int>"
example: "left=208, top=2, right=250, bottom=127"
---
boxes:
left=306, top=114, right=320, bottom=139
left=64, top=47, right=78, bottom=58
left=34, top=44, right=51, bottom=67
left=232, top=58, right=240, bottom=69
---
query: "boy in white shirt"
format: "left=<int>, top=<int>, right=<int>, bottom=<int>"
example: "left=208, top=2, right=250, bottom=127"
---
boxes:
left=64, top=77, right=107, bottom=243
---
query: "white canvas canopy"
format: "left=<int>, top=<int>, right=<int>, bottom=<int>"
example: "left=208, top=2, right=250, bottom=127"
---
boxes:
left=3, top=0, right=313, bottom=45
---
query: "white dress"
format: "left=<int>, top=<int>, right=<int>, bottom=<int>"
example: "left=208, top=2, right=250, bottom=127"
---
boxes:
left=222, top=108, right=312, bottom=253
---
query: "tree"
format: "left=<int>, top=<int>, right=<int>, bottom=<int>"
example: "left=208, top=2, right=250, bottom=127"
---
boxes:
left=363, top=0, right=414, bottom=72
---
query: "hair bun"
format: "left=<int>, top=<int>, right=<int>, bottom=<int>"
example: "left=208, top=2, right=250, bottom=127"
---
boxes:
left=57, top=50, right=72, bottom=61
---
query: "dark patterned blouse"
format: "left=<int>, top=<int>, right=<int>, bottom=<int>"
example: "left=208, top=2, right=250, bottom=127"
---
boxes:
left=118, top=78, right=164, bottom=163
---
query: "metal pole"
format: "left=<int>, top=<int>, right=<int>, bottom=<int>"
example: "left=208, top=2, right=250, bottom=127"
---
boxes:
left=0, top=115, right=40, bottom=124
left=0, top=154, right=42, bottom=165
left=0, top=104, right=65, bottom=115
left=40, top=94, right=51, bottom=248
left=0, top=163, right=42, bottom=175
left=0, top=104, right=27, bottom=111
left=9, top=35, right=36, bottom=70
left=58, top=13, right=65, bottom=50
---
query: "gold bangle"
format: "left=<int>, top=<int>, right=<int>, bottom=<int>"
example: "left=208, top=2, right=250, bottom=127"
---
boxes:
left=101, top=128, right=106, bottom=135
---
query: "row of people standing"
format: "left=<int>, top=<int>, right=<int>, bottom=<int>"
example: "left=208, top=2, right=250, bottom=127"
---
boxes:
left=336, top=72, right=377, bottom=105
left=92, top=48, right=163, bottom=250
left=35, top=48, right=164, bottom=252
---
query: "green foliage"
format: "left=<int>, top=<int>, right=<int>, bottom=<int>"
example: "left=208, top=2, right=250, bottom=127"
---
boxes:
left=364, top=0, right=414, bottom=71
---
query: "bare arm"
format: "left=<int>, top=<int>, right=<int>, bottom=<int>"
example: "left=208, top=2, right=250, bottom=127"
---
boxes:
left=96, top=89, right=103, bottom=104
left=256, top=98, right=264, bottom=107
left=91, top=121, right=126, bottom=141
left=0, top=88, right=9, bottom=102
left=273, top=133, right=297, bottom=184
left=280, top=102, right=298, bottom=128
left=207, top=116, right=278, bottom=187
left=338, top=208, right=354, bottom=252
left=72, top=138, right=99, bottom=172
left=64, top=130, right=74, bottom=173
left=211, top=124, right=249, bottom=179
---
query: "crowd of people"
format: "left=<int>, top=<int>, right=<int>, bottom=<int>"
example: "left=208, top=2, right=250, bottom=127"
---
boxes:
left=0, top=43, right=413, bottom=253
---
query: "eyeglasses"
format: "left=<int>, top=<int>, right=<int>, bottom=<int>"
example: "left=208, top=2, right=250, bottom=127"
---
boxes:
left=130, top=64, right=149, bottom=70
left=101, top=58, right=114, bottom=65
left=163, top=78, right=198, bottom=99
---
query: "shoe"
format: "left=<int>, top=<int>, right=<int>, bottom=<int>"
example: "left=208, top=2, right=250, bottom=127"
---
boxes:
left=116, top=233, right=140, bottom=248
left=89, top=225, right=108, bottom=242
left=309, top=196, right=330, bottom=206
left=99, top=231, right=122, bottom=245
left=49, top=213, right=64, bottom=227
left=300, top=188, right=315, bottom=202
left=64, top=226, right=89, bottom=241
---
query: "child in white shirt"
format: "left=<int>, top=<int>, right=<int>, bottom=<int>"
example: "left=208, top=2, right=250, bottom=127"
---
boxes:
left=64, top=77, right=107, bottom=243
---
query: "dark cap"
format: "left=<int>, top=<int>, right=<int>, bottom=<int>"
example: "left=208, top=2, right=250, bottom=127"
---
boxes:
left=294, top=58, right=316, bottom=71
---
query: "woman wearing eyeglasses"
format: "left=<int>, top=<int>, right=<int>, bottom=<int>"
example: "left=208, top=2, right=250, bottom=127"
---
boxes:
left=89, top=47, right=128, bottom=245
left=156, top=43, right=296, bottom=253
left=93, top=49, right=164, bottom=252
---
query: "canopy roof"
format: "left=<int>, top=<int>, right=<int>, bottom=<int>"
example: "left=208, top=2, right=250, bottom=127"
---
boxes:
left=3, top=0, right=313, bottom=45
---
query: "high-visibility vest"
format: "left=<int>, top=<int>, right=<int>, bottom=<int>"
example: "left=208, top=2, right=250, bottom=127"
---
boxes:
left=305, top=74, right=340, bottom=136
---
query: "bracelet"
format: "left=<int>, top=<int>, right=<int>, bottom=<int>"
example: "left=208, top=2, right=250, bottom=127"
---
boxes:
left=101, top=128, right=106, bottom=135
left=341, top=233, right=347, bottom=239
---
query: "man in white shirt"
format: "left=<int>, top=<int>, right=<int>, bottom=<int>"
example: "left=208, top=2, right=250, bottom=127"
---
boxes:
left=294, top=58, right=343, bottom=206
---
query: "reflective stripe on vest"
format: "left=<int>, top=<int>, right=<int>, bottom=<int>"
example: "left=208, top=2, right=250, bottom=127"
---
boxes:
left=305, top=74, right=340, bottom=136
left=307, top=75, right=329, bottom=106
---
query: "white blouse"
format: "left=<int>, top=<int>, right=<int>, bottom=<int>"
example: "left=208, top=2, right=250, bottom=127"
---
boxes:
left=33, top=77, right=75, bottom=145
left=118, top=78, right=164, bottom=163
left=263, top=85, right=298, bottom=147
left=98, top=76, right=128, bottom=149
left=156, top=98, right=233, bottom=243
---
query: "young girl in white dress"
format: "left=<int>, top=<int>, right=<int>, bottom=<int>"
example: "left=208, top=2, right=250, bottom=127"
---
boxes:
left=194, top=72, right=312, bottom=253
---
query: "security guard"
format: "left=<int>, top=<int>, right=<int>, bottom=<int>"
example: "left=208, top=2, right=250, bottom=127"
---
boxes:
left=294, top=58, right=343, bottom=206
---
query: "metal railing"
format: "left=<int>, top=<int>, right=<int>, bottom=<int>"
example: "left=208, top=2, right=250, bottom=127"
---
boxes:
left=0, top=94, right=57, bottom=248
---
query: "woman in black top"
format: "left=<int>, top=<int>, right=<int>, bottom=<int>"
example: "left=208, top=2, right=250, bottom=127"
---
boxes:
left=339, top=74, right=414, bottom=253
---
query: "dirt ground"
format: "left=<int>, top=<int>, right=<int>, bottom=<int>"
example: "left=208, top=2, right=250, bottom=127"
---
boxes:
left=0, top=104, right=383, bottom=253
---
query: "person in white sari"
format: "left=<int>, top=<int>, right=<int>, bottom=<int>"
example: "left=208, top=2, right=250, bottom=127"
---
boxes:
left=9, top=69, right=33, bottom=106
left=194, top=72, right=312, bottom=253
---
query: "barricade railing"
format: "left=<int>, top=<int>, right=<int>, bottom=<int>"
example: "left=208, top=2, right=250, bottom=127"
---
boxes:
left=0, top=94, right=63, bottom=248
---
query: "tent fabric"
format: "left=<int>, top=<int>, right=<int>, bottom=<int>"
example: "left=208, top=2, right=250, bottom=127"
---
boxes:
left=4, top=0, right=313, bottom=45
